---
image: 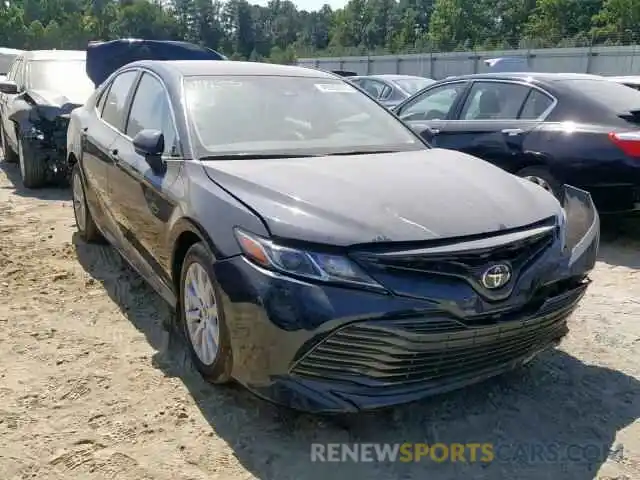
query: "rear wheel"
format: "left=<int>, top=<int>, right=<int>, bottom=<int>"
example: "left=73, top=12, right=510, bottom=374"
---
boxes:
left=179, top=242, right=233, bottom=384
left=516, top=166, right=563, bottom=201
left=1, top=125, right=18, bottom=163
left=71, top=163, right=103, bottom=243
left=18, top=133, right=47, bottom=189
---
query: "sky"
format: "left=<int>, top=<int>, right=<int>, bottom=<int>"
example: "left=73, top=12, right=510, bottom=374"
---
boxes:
left=250, top=0, right=347, bottom=11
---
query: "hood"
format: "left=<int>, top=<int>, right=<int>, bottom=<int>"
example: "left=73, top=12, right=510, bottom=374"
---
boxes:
left=86, top=39, right=227, bottom=87
left=202, top=148, right=561, bottom=246
left=27, top=89, right=85, bottom=111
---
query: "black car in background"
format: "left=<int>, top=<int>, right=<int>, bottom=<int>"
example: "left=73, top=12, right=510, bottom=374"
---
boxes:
left=0, top=50, right=94, bottom=188
left=67, top=59, right=599, bottom=412
left=393, top=72, right=640, bottom=214
left=0, top=40, right=226, bottom=189
left=349, top=74, right=435, bottom=109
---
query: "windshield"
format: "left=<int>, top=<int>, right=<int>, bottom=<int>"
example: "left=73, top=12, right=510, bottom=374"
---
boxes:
left=184, top=75, right=424, bottom=158
left=27, top=60, right=95, bottom=103
left=563, top=79, right=640, bottom=112
left=393, top=77, right=435, bottom=95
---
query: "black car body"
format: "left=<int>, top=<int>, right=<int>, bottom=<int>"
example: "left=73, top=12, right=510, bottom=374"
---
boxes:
left=393, top=72, right=640, bottom=214
left=350, top=74, right=435, bottom=109
left=67, top=59, right=599, bottom=413
left=0, top=41, right=225, bottom=189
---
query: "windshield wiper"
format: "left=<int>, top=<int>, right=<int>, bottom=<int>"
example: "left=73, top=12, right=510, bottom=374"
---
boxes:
left=199, top=153, right=318, bottom=160
left=325, top=150, right=399, bottom=156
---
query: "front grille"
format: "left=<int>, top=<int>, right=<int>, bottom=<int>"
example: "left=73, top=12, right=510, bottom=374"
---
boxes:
left=362, top=227, right=555, bottom=284
left=291, top=282, right=585, bottom=389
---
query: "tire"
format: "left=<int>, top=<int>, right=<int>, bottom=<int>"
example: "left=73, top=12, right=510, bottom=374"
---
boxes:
left=1, top=124, right=18, bottom=163
left=71, top=163, right=103, bottom=243
left=179, top=242, right=233, bottom=384
left=17, top=132, right=47, bottom=189
left=516, top=166, right=564, bottom=202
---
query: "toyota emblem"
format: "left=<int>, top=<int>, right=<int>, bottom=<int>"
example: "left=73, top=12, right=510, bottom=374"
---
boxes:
left=481, top=264, right=512, bottom=289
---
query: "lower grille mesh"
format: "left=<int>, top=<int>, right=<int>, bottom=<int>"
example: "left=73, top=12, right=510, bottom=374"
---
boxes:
left=291, top=284, right=585, bottom=389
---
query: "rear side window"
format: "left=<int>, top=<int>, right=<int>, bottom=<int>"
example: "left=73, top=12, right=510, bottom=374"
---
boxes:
left=101, top=70, right=138, bottom=131
left=520, top=89, right=554, bottom=119
left=460, top=82, right=530, bottom=120
left=563, top=79, right=640, bottom=113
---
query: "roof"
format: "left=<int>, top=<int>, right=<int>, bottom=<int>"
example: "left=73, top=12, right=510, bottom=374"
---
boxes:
left=606, top=75, right=640, bottom=85
left=127, top=60, right=337, bottom=79
left=353, top=74, right=433, bottom=81
left=0, top=47, right=23, bottom=55
left=440, top=72, right=606, bottom=83
left=21, top=50, right=86, bottom=61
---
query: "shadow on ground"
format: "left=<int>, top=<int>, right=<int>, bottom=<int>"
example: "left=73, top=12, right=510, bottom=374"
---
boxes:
left=0, top=161, right=71, bottom=201
left=72, top=232, right=640, bottom=480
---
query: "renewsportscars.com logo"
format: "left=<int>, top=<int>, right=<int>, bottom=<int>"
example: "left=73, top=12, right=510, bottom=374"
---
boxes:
left=310, top=442, right=620, bottom=464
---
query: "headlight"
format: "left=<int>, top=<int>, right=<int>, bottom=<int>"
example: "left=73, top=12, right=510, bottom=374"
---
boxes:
left=234, top=228, right=383, bottom=289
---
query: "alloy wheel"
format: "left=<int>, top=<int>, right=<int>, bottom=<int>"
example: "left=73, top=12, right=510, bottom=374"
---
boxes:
left=183, top=262, right=220, bottom=366
left=72, top=170, right=87, bottom=232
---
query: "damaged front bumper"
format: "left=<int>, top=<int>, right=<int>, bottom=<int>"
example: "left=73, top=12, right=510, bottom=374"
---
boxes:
left=22, top=113, right=71, bottom=179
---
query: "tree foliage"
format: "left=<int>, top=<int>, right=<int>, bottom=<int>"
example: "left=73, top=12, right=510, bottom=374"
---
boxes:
left=0, top=0, right=636, bottom=62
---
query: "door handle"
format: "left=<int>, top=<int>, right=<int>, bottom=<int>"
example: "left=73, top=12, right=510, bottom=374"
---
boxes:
left=501, top=128, right=524, bottom=136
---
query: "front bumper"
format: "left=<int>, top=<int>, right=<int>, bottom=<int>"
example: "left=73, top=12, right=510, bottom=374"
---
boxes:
left=213, top=186, right=600, bottom=413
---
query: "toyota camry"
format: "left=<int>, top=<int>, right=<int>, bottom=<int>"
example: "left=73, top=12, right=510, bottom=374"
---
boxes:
left=67, top=59, right=600, bottom=413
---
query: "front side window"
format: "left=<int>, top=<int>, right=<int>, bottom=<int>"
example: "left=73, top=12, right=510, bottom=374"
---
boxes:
left=126, top=73, right=179, bottom=156
left=183, top=75, right=424, bottom=158
left=101, top=70, right=138, bottom=131
left=460, top=82, right=531, bottom=120
left=398, top=82, right=467, bottom=121
left=27, top=59, right=94, bottom=103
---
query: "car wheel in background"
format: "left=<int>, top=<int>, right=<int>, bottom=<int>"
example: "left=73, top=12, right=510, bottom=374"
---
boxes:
left=179, top=242, right=233, bottom=384
left=71, top=163, right=103, bottom=243
left=516, top=166, right=563, bottom=201
left=1, top=125, right=18, bottom=163
left=17, top=133, right=47, bottom=188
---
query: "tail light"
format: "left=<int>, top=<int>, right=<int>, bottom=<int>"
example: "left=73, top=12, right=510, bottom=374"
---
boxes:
left=609, top=131, right=640, bottom=157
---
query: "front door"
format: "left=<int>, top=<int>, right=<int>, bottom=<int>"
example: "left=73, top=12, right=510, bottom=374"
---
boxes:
left=394, top=80, right=470, bottom=146
left=108, top=71, right=182, bottom=285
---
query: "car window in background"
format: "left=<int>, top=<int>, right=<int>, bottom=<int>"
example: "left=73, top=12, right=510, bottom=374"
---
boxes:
left=520, top=89, right=554, bottom=119
left=398, top=82, right=467, bottom=121
left=126, top=73, right=179, bottom=156
left=393, top=77, right=435, bottom=95
left=563, top=79, right=640, bottom=112
left=27, top=60, right=95, bottom=103
left=359, top=79, right=390, bottom=99
left=184, top=75, right=423, bottom=157
left=460, top=82, right=530, bottom=120
left=101, top=70, right=138, bottom=131
left=6, top=58, right=19, bottom=82
left=13, top=59, right=25, bottom=90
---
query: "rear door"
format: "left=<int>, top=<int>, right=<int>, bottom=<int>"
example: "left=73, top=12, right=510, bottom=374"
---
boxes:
left=435, top=80, right=556, bottom=173
left=394, top=81, right=470, bottom=145
left=81, top=69, right=139, bottom=237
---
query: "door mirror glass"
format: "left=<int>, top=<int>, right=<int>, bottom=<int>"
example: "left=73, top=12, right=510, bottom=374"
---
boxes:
left=0, top=80, right=18, bottom=95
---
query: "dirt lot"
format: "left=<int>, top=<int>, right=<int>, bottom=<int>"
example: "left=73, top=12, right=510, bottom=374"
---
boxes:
left=0, top=161, right=639, bottom=480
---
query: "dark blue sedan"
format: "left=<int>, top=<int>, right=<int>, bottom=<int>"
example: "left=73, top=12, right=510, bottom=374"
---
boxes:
left=67, top=54, right=599, bottom=413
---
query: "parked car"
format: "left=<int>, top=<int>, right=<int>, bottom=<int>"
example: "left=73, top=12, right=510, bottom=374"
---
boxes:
left=484, top=57, right=530, bottom=73
left=606, top=75, right=640, bottom=91
left=0, top=41, right=226, bottom=189
left=393, top=72, right=640, bottom=214
left=0, top=50, right=94, bottom=187
left=68, top=59, right=599, bottom=413
left=350, top=74, right=435, bottom=108
left=0, top=47, right=22, bottom=76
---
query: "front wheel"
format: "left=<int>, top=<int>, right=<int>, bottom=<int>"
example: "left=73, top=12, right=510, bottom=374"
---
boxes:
left=18, top=134, right=47, bottom=189
left=179, top=242, right=233, bottom=384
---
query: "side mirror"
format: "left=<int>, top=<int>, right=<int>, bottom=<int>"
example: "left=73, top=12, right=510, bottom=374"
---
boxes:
left=419, top=127, right=438, bottom=143
left=133, top=129, right=165, bottom=173
left=0, top=80, right=18, bottom=95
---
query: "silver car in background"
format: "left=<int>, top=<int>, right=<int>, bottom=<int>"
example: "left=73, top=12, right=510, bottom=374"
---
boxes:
left=350, top=74, right=435, bottom=108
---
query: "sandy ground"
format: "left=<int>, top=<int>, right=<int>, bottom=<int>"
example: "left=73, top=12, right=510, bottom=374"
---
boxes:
left=0, top=160, right=639, bottom=480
